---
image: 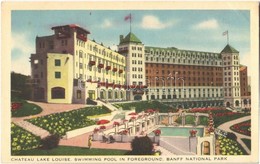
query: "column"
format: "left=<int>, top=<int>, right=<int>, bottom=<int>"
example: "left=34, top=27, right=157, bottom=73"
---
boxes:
left=115, top=125, right=119, bottom=134
left=133, top=120, right=136, bottom=135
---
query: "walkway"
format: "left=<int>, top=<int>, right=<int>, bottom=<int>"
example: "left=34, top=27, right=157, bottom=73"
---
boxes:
left=14, top=120, right=50, bottom=139
left=12, top=101, right=89, bottom=122
left=59, top=132, right=131, bottom=151
left=11, top=101, right=132, bottom=152
left=217, top=115, right=251, bottom=154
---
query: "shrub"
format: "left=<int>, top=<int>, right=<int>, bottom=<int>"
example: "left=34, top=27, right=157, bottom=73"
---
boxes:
left=226, top=132, right=237, bottom=141
left=40, top=135, right=60, bottom=150
left=129, top=136, right=154, bottom=155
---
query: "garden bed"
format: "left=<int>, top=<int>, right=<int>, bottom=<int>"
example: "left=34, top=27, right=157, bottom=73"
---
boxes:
left=218, top=135, right=247, bottom=155
left=230, top=120, right=251, bottom=136
left=26, top=106, right=111, bottom=136
left=11, top=123, right=41, bottom=155
left=11, top=100, right=42, bottom=117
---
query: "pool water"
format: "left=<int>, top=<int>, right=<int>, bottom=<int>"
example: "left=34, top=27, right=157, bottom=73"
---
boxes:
left=150, top=127, right=204, bottom=137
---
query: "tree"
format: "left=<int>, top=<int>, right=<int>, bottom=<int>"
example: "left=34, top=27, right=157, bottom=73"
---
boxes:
left=128, top=136, right=154, bottom=155
left=11, top=72, right=31, bottom=100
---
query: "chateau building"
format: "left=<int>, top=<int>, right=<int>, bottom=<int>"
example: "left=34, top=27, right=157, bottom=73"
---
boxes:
left=118, top=33, right=147, bottom=101
left=30, top=24, right=126, bottom=104
left=30, top=24, right=251, bottom=108
left=144, top=46, right=224, bottom=108
left=240, top=65, right=251, bottom=109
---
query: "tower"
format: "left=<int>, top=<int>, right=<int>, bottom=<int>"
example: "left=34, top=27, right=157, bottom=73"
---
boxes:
left=118, top=32, right=146, bottom=101
left=221, top=44, right=241, bottom=108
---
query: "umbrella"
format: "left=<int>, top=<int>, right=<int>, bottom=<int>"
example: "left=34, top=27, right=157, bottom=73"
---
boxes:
left=145, top=109, right=154, bottom=113
left=113, top=121, right=120, bottom=126
left=128, top=112, right=138, bottom=115
left=96, top=119, right=110, bottom=125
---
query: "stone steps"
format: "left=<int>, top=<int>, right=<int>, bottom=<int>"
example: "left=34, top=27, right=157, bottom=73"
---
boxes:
left=156, top=146, right=175, bottom=156
left=14, top=121, right=50, bottom=139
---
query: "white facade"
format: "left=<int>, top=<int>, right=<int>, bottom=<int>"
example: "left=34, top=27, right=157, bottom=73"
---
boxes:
left=221, top=45, right=241, bottom=107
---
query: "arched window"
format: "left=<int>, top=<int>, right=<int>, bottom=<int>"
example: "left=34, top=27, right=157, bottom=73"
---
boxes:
left=51, top=87, right=65, bottom=99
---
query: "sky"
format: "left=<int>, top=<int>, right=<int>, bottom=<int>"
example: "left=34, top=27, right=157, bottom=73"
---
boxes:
left=11, top=10, right=251, bottom=76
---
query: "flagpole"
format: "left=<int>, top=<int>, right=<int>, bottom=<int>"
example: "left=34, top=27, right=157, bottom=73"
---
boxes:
left=130, top=13, right=132, bottom=33
left=227, top=31, right=229, bottom=44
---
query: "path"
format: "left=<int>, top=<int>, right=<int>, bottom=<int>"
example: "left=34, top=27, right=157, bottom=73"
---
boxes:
left=12, top=101, right=89, bottom=122
left=11, top=101, right=132, bottom=151
left=14, top=120, right=50, bottom=139
left=217, top=115, right=251, bottom=154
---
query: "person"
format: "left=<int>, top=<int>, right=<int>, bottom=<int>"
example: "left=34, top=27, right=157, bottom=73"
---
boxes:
left=88, top=135, right=93, bottom=149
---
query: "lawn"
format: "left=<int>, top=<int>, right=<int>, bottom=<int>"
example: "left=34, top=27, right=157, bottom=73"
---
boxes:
left=11, top=100, right=42, bottom=117
left=26, top=106, right=111, bottom=136
left=11, top=123, right=41, bottom=154
left=13, top=146, right=128, bottom=155
left=175, top=115, right=208, bottom=126
left=241, top=138, right=251, bottom=150
left=213, top=111, right=250, bottom=128
left=113, top=101, right=177, bottom=113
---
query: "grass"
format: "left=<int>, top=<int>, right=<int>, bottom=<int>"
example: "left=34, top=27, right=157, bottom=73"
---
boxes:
left=241, top=138, right=251, bottom=150
left=214, top=112, right=250, bottom=128
left=198, top=116, right=208, bottom=126
left=175, top=115, right=208, bottom=126
left=11, top=123, right=41, bottom=154
left=13, top=146, right=128, bottom=155
left=26, top=106, right=111, bottom=136
left=11, top=101, right=43, bottom=117
left=114, top=101, right=177, bottom=113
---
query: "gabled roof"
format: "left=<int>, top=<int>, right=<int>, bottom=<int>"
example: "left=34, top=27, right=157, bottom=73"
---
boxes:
left=221, top=44, right=239, bottom=53
left=120, top=32, right=142, bottom=44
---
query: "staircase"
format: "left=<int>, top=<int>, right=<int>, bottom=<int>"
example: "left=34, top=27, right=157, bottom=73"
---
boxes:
left=96, top=100, right=118, bottom=111
left=14, top=121, right=50, bottom=139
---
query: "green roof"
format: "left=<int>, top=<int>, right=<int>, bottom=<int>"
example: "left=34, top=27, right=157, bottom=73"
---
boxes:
left=221, top=44, right=239, bottom=53
left=120, top=32, right=142, bottom=44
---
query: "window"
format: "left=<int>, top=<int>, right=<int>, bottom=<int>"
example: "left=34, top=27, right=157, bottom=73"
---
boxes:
left=51, top=87, right=65, bottom=99
left=77, top=90, right=82, bottom=99
left=55, top=72, right=61, bottom=79
left=55, top=59, right=61, bottom=66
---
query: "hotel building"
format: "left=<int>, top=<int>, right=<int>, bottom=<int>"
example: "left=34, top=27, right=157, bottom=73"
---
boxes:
left=30, top=24, right=126, bottom=104
left=30, top=24, right=251, bottom=108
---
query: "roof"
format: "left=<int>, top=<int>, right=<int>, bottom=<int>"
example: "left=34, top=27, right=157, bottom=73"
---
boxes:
left=240, top=65, right=247, bottom=71
left=145, top=46, right=220, bottom=57
left=120, top=32, right=142, bottom=44
left=221, top=44, right=239, bottom=53
left=51, top=24, right=90, bottom=34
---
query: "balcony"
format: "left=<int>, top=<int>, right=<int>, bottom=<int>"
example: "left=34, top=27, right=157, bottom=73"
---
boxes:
left=114, top=84, right=122, bottom=88
left=86, top=79, right=92, bottom=82
left=106, top=66, right=111, bottom=70
left=98, top=63, right=104, bottom=68
left=89, top=61, right=96, bottom=66
left=119, top=69, right=123, bottom=74
left=107, top=83, right=114, bottom=87
left=112, top=68, right=118, bottom=72
left=77, top=34, right=87, bottom=42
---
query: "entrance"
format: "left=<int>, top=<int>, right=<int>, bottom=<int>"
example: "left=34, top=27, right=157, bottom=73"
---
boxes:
left=226, top=102, right=230, bottom=107
left=88, top=90, right=95, bottom=100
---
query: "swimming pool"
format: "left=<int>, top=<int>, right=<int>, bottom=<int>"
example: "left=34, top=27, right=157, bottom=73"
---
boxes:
left=149, top=127, right=204, bottom=137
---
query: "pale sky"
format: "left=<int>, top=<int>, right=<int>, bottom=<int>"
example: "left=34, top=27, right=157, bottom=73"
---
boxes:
left=11, top=10, right=251, bottom=76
